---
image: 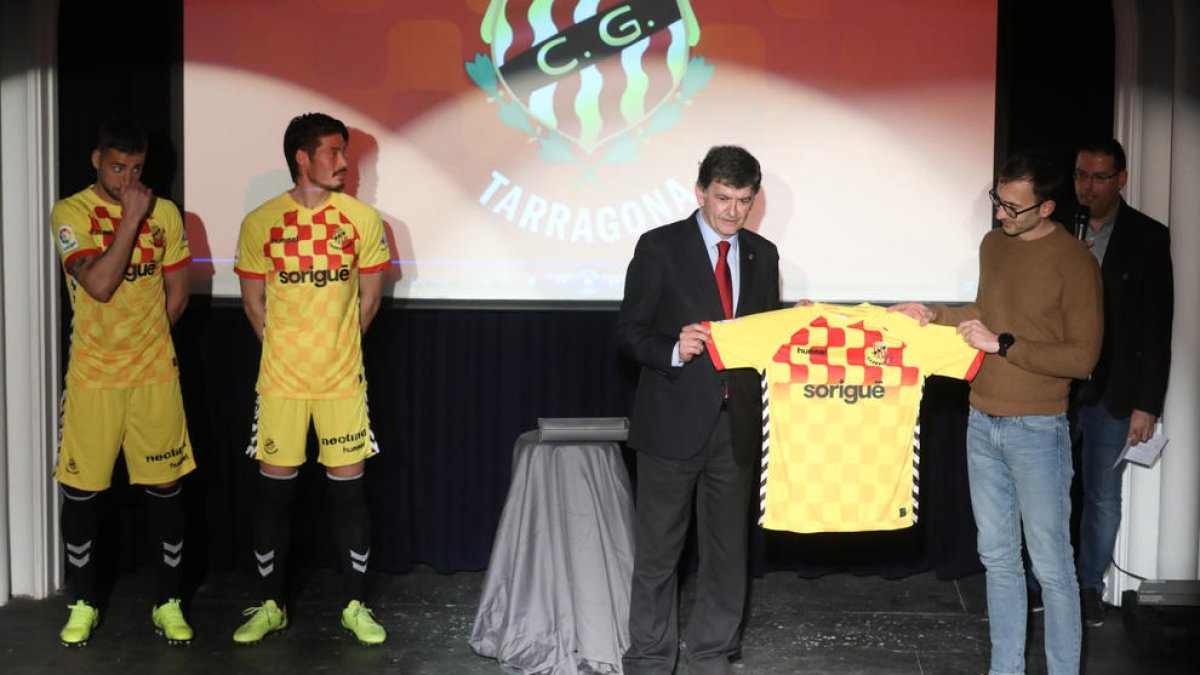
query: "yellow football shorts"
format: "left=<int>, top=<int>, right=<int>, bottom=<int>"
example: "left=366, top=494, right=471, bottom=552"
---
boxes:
left=56, top=378, right=195, bottom=491
left=249, top=394, right=378, bottom=468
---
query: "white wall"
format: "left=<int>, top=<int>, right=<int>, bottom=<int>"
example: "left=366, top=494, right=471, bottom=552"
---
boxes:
left=1109, top=0, right=1200, bottom=603
left=0, top=0, right=61, bottom=605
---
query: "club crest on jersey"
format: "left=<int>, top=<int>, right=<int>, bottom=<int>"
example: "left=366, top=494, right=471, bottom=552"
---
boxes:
left=329, top=227, right=350, bottom=251
left=151, top=225, right=165, bottom=249
left=867, top=337, right=907, bottom=367
left=468, top=0, right=711, bottom=164
left=867, top=341, right=890, bottom=367
left=57, top=225, right=80, bottom=254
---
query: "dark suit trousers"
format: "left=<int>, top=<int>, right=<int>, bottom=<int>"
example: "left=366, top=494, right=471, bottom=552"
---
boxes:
left=623, top=410, right=753, bottom=675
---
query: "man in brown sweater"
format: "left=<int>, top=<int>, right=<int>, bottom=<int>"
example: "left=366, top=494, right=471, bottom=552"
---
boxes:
left=893, top=148, right=1102, bottom=675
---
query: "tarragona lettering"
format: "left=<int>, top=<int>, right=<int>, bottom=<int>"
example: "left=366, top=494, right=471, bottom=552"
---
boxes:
left=278, top=267, right=351, bottom=287
left=803, top=381, right=887, bottom=405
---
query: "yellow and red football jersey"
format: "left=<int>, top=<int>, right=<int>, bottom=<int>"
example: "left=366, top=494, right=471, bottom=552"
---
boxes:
left=706, top=303, right=982, bottom=533
left=235, top=191, right=390, bottom=399
left=51, top=187, right=191, bottom=388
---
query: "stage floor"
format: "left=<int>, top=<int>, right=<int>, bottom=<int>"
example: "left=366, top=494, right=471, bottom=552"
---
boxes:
left=1, top=566, right=1195, bottom=674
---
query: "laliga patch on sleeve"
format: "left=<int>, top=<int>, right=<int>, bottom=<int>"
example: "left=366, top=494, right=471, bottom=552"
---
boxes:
left=57, top=225, right=79, bottom=254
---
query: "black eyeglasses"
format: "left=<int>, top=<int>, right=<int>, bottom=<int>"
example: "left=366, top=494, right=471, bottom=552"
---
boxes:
left=1073, top=169, right=1118, bottom=183
left=988, top=189, right=1044, bottom=218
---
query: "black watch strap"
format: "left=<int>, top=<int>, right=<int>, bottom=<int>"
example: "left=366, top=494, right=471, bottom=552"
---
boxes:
left=997, top=332, right=1015, bottom=357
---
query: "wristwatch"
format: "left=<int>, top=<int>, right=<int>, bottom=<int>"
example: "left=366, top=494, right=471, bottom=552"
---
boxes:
left=997, top=333, right=1015, bottom=357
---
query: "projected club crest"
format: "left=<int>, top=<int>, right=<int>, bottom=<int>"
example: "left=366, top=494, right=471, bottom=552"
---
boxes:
left=468, top=0, right=711, bottom=164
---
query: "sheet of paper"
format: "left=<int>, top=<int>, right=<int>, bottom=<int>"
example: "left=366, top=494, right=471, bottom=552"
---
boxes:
left=1115, top=433, right=1168, bottom=469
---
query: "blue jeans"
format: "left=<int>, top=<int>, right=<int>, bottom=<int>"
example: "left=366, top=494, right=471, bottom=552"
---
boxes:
left=1076, top=402, right=1130, bottom=592
left=967, top=407, right=1080, bottom=675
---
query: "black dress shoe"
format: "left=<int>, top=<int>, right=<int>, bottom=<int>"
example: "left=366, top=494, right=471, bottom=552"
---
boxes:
left=1081, top=587, right=1105, bottom=627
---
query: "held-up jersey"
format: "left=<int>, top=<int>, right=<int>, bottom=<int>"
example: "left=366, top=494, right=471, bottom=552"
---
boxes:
left=52, top=187, right=191, bottom=388
left=234, top=191, right=390, bottom=399
left=706, top=303, right=982, bottom=533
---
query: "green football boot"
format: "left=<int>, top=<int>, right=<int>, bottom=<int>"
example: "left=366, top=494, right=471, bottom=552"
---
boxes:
left=60, top=600, right=99, bottom=647
left=151, top=598, right=193, bottom=645
left=341, top=600, right=386, bottom=645
left=232, top=599, right=287, bottom=644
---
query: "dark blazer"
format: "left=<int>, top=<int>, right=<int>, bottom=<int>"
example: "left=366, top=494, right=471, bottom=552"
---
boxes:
left=1086, top=199, right=1173, bottom=417
left=616, top=213, right=781, bottom=466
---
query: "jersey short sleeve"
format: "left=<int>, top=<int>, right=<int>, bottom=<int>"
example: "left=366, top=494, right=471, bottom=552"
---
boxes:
left=887, top=311, right=984, bottom=382
left=156, top=199, right=192, bottom=272
left=355, top=206, right=391, bottom=274
left=51, top=195, right=101, bottom=271
left=234, top=204, right=272, bottom=280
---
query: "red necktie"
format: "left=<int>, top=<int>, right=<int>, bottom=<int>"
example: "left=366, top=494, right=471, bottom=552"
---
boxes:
left=715, top=240, right=733, bottom=319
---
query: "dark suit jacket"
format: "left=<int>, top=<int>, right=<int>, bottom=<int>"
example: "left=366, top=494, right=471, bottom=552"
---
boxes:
left=1083, top=199, right=1173, bottom=417
left=616, top=213, right=781, bottom=466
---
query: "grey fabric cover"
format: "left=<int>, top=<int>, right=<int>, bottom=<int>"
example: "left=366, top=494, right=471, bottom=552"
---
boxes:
left=470, top=431, right=635, bottom=674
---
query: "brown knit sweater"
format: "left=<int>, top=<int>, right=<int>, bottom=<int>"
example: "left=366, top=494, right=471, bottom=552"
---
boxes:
left=933, top=224, right=1103, bottom=416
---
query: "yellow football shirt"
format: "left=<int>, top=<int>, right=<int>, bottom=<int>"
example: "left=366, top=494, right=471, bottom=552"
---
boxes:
left=234, top=191, right=390, bottom=399
left=51, top=187, right=191, bottom=388
left=706, top=303, right=982, bottom=533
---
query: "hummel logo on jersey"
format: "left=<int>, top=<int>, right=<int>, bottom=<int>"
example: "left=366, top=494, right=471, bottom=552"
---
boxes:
left=803, top=380, right=887, bottom=405
left=125, top=262, right=158, bottom=281
left=278, top=267, right=351, bottom=287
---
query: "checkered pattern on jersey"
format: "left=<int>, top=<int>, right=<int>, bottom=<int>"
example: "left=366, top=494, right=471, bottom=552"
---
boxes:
left=64, top=201, right=177, bottom=387
left=760, top=316, right=922, bottom=533
left=259, top=204, right=366, bottom=398
left=267, top=206, right=359, bottom=272
left=90, top=205, right=163, bottom=264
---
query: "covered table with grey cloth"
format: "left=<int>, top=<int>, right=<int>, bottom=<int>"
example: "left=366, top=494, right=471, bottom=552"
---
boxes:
left=470, top=430, right=635, bottom=674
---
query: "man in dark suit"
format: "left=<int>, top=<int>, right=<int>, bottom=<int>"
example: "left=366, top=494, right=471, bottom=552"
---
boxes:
left=1072, top=138, right=1173, bottom=627
left=617, top=145, right=780, bottom=675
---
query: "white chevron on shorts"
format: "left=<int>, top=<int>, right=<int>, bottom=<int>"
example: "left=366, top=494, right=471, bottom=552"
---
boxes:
left=911, top=419, right=922, bottom=524
left=758, top=370, right=770, bottom=527
left=349, top=548, right=370, bottom=574
left=364, top=389, right=380, bottom=456
left=254, top=549, right=275, bottom=577
left=163, top=540, right=183, bottom=568
left=245, top=396, right=261, bottom=457
left=55, top=316, right=74, bottom=465
left=66, top=540, right=92, bottom=568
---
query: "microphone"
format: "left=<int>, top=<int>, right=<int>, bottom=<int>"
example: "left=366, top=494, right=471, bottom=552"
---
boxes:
left=1073, top=205, right=1090, bottom=241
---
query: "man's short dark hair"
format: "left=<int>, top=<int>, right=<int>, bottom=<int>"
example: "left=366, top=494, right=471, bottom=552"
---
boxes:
left=97, top=117, right=148, bottom=155
left=1077, top=138, right=1127, bottom=173
left=283, top=112, right=349, bottom=181
left=697, top=145, right=761, bottom=193
left=999, top=148, right=1063, bottom=203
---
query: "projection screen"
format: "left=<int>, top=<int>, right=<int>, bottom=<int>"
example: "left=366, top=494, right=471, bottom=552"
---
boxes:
left=183, top=0, right=997, bottom=303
